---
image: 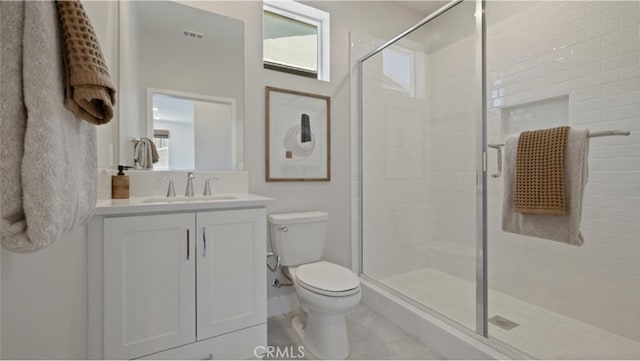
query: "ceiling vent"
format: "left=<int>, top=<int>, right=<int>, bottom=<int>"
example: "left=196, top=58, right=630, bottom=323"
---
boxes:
left=182, top=29, right=204, bottom=39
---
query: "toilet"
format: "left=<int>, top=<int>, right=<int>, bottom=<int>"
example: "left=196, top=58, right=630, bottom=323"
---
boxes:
left=268, top=211, right=361, bottom=360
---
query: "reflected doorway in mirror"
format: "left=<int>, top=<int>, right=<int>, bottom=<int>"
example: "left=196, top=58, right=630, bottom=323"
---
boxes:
left=148, top=88, right=237, bottom=170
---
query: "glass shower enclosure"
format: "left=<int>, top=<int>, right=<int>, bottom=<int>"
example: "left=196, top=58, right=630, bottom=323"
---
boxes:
left=358, top=0, right=640, bottom=359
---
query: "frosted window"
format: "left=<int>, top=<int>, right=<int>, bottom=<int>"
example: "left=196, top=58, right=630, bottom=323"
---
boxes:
left=383, top=46, right=414, bottom=95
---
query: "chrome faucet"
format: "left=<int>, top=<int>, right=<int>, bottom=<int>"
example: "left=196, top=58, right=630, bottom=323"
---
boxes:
left=166, top=180, right=176, bottom=197
left=203, top=177, right=219, bottom=196
left=157, top=176, right=176, bottom=197
left=185, top=172, right=195, bottom=197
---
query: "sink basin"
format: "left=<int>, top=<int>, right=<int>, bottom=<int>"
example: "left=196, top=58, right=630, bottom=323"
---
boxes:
left=143, top=195, right=237, bottom=203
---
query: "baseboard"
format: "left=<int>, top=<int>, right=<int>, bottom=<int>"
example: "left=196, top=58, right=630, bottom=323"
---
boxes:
left=267, top=292, right=299, bottom=318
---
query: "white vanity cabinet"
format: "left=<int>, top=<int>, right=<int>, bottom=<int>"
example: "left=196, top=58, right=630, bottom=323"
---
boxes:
left=89, top=200, right=270, bottom=360
left=196, top=210, right=266, bottom=341
left=104, top=213, right=197, bottom=359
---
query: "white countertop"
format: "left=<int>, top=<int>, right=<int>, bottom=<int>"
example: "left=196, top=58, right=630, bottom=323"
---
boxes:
left=95, top=194, right=274, bottom=216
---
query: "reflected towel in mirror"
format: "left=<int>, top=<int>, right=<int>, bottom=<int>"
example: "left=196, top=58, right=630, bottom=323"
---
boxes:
left=134, top=138, right=159, bottom=169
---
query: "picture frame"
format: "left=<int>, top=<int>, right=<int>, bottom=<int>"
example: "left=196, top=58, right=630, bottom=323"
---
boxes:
left=265, top=86, right=331, bottom=182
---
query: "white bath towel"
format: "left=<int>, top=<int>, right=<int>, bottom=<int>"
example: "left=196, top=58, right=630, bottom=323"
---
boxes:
left=502, top=128, right=590, bottom=246
left=0, top=1, right=97, bottom=253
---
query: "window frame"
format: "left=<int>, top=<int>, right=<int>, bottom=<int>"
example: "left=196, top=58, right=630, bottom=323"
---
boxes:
left=263, top=0, right=330, bottom=81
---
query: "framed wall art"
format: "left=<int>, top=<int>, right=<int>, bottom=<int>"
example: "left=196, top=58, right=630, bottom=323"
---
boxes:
left=265, top=86, right=330, bottom=182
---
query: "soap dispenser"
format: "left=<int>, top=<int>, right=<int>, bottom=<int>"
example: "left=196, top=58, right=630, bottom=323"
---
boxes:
left=112, top=165, right=130, bottom=199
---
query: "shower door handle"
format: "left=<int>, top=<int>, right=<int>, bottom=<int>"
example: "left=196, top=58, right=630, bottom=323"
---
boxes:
left=488, top=143, right=504, bottom=179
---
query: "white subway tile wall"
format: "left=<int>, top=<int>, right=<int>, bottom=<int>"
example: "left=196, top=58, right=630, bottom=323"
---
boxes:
left=487, top=0, right=640, bottom=346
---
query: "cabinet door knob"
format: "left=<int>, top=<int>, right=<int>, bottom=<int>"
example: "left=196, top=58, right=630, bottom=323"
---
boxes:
left=187, top=229, right=190, bottom=260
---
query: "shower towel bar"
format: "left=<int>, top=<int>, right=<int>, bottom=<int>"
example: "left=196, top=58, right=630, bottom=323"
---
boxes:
left=489, top=130, right=631, bottom=148
left=488, top=130, right=631, bottom=178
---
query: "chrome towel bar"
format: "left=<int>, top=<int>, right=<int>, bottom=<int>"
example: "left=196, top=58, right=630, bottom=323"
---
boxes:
left=489, top=130, right=631, bottom=148
left=487, top=130, right=631, bottom=178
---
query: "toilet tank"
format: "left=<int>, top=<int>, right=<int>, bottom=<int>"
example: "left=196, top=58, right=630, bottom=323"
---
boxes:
left=268, top=211, right=328, bottom=266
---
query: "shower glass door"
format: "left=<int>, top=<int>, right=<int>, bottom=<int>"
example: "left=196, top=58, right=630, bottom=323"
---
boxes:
left=361, top=0, right=640, bottom=359
left=360, top=0, right=482, bottom=332
left=485, top=1, right=640, bottom=359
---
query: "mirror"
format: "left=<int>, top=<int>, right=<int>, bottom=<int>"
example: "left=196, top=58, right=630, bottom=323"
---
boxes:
left=118, top=1, right=244, bottom=170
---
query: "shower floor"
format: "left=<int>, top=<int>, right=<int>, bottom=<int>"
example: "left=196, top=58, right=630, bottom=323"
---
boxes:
left=380, top=267, right=640, bottom=360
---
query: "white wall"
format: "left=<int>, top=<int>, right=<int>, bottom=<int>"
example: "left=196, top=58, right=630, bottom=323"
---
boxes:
left=194, top=101, right=234, bottom=170
left=0, top=1, right=423, bottom=358
left=118, top=1, right=142, bottom=168
left=140, top=31, right=242, bottom=109
left=1, top=228, right=88, bottom=359
left=154, top=119, right=195, bottom=169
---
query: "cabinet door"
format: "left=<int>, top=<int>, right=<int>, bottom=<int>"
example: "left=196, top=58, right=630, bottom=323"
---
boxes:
left=104, top=213, right=196, bottom=359
left=196, top=209, right=266, bottom=340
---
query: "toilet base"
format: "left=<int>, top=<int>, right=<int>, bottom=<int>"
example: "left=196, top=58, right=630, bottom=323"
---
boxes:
left=291, top=312, right=350, bottom=360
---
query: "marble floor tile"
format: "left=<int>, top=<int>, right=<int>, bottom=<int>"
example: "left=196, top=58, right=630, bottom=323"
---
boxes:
left=267, top=304, right=444, bottom=360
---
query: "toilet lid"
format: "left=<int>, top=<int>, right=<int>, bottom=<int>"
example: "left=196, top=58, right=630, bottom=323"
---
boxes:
left=295, top=261, right=360, bottom=293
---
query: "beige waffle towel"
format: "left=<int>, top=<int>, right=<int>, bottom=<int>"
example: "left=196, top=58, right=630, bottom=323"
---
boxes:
left=502, top=128, right=590, bottom=246
left=55, top=0, right=115, bottom=125
left=515, top=126, right=570, bottom=216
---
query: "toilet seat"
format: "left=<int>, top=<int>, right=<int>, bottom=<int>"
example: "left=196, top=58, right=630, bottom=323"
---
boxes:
left=295, top=261, right=360, bottom=297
